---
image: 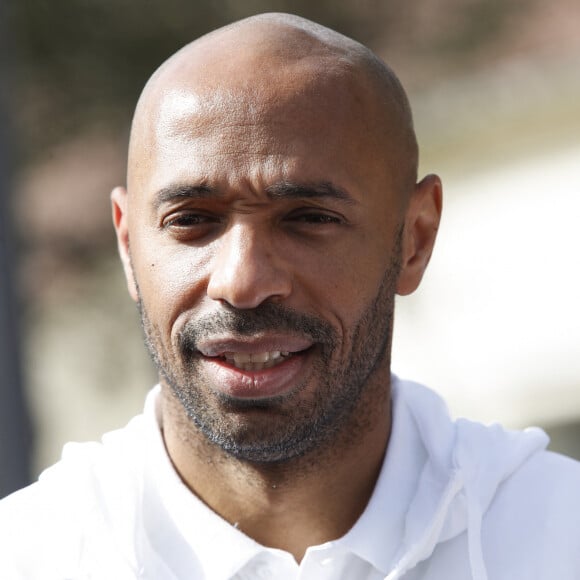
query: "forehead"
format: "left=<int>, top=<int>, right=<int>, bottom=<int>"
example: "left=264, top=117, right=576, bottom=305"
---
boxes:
left=161, top=67, right=375, bottom=143
left=131, top=69, right=396, bottom=200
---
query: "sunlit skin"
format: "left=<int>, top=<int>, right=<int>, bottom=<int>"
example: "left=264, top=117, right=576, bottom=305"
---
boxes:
left=112, top=14, right=442, bottom=562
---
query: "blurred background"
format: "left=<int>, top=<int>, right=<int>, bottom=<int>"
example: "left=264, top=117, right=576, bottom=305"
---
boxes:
left=1, top=0, right=579, bottom=498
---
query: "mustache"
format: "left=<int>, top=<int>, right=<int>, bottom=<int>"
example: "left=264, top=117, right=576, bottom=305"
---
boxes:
left=179, top=302, right=337, bottom=354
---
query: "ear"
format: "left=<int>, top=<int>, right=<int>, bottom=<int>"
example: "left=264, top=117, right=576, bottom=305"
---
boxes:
left=396, top=174, right=443, bottom=296
left=111, top=186, right=139, bottom=302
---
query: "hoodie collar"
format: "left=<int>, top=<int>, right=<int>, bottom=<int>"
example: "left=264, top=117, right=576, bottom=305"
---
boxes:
left=384, top=376, right=549, bottom=580
left=332, top=376, right=429, bottom=574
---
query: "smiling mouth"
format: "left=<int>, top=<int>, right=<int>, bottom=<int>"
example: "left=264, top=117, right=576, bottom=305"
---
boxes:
left=220, top=351, right=292, bottom=371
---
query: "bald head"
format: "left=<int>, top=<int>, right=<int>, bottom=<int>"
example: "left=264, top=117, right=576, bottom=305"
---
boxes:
left=128, top=13, right=418, bottom=196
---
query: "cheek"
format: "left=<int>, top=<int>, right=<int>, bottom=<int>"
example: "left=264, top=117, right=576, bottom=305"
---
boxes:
left=293, top=236, right=386, bottom=323
left=133, top=241, right=214, bottom=326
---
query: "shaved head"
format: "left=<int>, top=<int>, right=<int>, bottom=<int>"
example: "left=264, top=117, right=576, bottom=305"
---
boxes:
left=128, top=12, right=418, bottom=198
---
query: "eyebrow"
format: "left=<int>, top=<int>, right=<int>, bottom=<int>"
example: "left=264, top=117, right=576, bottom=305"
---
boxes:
left=153, top=180, right=357, bottom=209
left=153, top=184, right=216, bottom=209
left=265, top=181, right=356, bottom=204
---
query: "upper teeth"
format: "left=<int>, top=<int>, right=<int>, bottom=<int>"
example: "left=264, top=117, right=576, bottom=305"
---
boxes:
left=223, top=351, right=290, bottom=370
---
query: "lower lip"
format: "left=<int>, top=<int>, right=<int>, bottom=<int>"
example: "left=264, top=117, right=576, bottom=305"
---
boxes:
left=200, top=352, right=310, bottom=399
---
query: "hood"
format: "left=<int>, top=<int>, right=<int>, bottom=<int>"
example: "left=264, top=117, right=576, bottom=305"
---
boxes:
left=385, top=377, right=549, bottom=580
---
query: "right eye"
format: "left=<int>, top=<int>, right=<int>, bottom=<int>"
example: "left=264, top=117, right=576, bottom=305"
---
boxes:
left=162, top=211, right=221, bottom=240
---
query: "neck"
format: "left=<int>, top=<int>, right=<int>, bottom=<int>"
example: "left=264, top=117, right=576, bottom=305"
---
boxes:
left=161, top=379, right=391, bottom=562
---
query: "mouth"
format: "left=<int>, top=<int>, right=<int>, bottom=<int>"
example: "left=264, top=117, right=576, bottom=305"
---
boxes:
left=194, top=336, right=315, bottom=399
left=197, top=335, right=313, bottom=372
left=221, top=350, right=292, bottom=372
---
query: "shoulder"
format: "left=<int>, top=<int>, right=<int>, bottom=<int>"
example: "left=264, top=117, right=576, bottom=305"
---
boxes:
left=0, top=445, right=100, bottom=577
left=496, top=446, right=580, bottom=498
left=495, top=448, right=580, bottom=519
left=0, top=413, right=151, bottom=578
left=483, top=449, right=580, bottom=577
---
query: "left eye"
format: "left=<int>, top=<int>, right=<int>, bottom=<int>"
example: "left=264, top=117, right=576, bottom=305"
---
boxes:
left=287, top=211, right=343, bottom=225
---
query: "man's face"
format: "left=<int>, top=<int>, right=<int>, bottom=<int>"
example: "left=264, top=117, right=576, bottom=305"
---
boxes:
left=120, top=71, right=410, bottom=463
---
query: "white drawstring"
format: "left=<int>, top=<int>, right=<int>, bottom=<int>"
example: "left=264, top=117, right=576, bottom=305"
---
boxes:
left=465, top=490, right=488, bottom=580
left=384, top=471, right=464, bottom=580
left=384, top=470, right=489, bottom=580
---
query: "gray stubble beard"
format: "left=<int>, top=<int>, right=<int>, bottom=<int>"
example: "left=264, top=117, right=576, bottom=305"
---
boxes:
left=136, top=228, right=402, bottom=465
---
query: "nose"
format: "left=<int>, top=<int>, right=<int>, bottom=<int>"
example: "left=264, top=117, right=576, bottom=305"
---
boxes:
left=207, top=223, right=292, bottom=309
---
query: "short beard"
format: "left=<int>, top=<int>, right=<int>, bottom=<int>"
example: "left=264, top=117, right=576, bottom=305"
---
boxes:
left=137, top=229, right=401, bottom=464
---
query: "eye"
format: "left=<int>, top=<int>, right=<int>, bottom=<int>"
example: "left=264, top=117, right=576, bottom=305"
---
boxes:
left=286, top=209, right=344, bottom=226
left=163, top=213, right=216, bottom=228
left=161, top=211, right=221, bottom=239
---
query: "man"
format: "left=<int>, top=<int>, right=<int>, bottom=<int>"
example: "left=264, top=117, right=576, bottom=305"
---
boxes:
left=1, top=13, right=579, bottom=580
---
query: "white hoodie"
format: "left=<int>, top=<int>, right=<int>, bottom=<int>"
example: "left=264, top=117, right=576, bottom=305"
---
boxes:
left=1, top=377, right=579, bottom=579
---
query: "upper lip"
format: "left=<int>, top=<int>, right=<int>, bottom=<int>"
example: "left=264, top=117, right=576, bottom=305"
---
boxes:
left=197, top=334, right=314, bottom=357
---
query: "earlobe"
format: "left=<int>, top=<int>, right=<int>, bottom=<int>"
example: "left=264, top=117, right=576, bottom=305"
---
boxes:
left=111, top=186, right=139, bottom=302
left=396, top=174, right=443, bottom=296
